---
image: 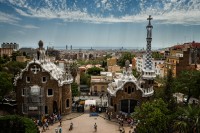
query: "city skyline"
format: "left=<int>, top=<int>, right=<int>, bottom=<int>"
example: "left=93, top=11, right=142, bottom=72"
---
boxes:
left=0, top=0, right=200, bottom=49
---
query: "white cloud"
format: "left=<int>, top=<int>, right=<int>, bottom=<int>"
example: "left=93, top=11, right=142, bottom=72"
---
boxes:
left=0, top=12, right=21, bottom=24
left=3, top=0, right=200, bottom=25
left=23, top=25, right=39, bottom=29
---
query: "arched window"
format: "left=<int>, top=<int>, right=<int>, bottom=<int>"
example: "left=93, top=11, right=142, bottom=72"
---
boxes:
left=110, top=98, right=113, bottom=106
left=66, top=99, right=69, bottom=108
left=128, top=86, right=131, bottom=94
left=114, top=104, right=117, bottom=112
left=125, top=87, right=127, bottom=92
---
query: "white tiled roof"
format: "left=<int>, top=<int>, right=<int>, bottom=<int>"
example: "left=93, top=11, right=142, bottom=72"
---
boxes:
left=14, top=59, right=73, bottom=86
left=107, top=67, right=154, bottom=97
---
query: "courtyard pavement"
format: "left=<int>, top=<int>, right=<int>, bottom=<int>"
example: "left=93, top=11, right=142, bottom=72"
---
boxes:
left=40, top=113, right=135, bottom=133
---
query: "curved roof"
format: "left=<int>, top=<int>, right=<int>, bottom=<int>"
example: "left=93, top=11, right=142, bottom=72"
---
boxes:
left=14, top=59, right=73, bottom=86
left=107, top=67, right=154, bottom=97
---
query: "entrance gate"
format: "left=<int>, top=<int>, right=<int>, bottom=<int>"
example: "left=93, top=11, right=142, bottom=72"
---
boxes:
left=120, top=99, right=137, bottom=114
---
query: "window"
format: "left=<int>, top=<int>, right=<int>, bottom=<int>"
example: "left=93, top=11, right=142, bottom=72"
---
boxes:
left=66, top=99, right=69, bottom=108
left=45, top=106, right=48, bottom=114
left=42, top=77, right=47, bottom=83
left=141, top=84, right=143, bottom=88
left=125, top=87, right=127, bottom=92
left=47, top=89, right=53, bottom=96
left=110, top=98, right=113, bottom=106
left=132, top=87, right=134, bottom=92
left=128, top=86, right=131, bottom=94
left=114, top=104, right=117, bottom=112
left=101, top=86, right=105, bottom=92
left=30, top=86, right=40, bottom=95
left=31, top=65, right=40, bottom=74
left=26, top=76, right=30, bottom=83
left=22, top=88, right=26, bottom=96
left=22, top=104, right=27, bottom=113
left=94, top=86, right=97, bottom=92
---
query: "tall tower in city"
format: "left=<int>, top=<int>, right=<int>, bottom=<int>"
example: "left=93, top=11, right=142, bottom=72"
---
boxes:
left=141, top=15, right=156, bottom=93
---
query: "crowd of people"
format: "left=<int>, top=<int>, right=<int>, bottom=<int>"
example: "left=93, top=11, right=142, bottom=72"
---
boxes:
left=33, top=113, right=62, bottom=132
left=106, top=111, right=137, bottom=133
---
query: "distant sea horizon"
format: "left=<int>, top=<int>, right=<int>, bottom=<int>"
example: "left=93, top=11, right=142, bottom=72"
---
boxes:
left=49, top=46, right=165, bottom=50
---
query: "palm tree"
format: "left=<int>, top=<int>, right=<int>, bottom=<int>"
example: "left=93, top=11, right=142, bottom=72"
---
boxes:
left=70, top=62, right=78, bottom=82
left=174, top=105, right=200, bottom=133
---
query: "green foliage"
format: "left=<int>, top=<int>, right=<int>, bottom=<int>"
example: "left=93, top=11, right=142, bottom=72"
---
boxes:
left=132, top=99, right=169, bottom=133
left=70, top=62, right=78, bottom=82
left=11, top=51, right=22, bottom=61
left=174, top=70, right=200, bottom=103
left=87, top=67, right=102, bottom=76
left=101, top=60, right=107, bottom=68
left=5, top=61, right=27, bottom=75
left=0, top=115, right=39, bottom=133
left=152, top=52, right=164, bottom=59
left=0, top=54, right=10, bottom=64
left=80, top=73, right=91, bottom=87
left=174, top=105, right=200, bottom=133
left=132, top=69, right=140, bottom=78
left=71, top=82, right=79, bottom=97
left=163, top=69, right=176, bottom=111
left=0, top=71, right=13, bottom=98
left=118, top=52, right=134, bottom=67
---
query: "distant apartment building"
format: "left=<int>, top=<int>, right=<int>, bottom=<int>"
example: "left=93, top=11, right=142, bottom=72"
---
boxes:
left=19, top=48, right=36, bottom=58
left=0, top=48, right=13, bottom=57
left=1, top=42, right=19, bottom=50
left=90, top=72, right=113, bottom=96
left=16, top=56, right=27, bottom=62
left=135, top=55, right=164, bottom=74
left=164, top=41, right=200, bottom=77
left=155, top=64, right=165, bottom=78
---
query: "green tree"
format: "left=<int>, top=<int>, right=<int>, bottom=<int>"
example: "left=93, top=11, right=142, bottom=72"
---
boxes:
left=71, top=82, right=79, bottom=97
left=0, top=115, right=39, bottom=133
left=5, top=61, right=27, bottom=75
left=70, top=62, right=78, bottom=82
left=163, top=69, right=176, bottom=111
left=0, top=72, right=13, bottom=100
left=132, top=99, right=169, bottom=133
left=11, top=51, right=22, bottom=61
left=174, top=105, right=200, bottom=133
left=101, top=60, right=107, bottom=68
left=80, top=73, right=90, bottom=87
left=132, top=68, right=140, bottom=78
left=152, top=52, right=164, bottom=59
left=174, top=70, right=200, bottom=103
left=118, top=52, right=134, bottom=67
left=87, top=67, right=102, bottom=76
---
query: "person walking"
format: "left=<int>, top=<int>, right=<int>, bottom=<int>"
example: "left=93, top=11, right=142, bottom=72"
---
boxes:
left=94, top=123, right=97, bottom=132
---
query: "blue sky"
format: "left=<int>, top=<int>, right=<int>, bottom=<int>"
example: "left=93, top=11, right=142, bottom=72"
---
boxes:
left=0, top=0, right=200, bottom=49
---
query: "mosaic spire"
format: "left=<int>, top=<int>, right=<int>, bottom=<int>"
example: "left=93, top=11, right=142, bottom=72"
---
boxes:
left=145, top=15, right=153, bottom=70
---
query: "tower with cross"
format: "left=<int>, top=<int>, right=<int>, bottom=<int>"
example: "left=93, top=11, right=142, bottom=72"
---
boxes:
left=141, top=15, right=156, bottom=93
left=145, top=15, right=153, bottom=70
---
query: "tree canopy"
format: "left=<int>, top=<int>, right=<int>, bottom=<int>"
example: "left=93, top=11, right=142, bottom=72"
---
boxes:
left=174, top=70, right=200, bottom=103
left=118, top=52, right=134, bottom=67
left=174, top=105, right=200, bottom=133
left=0, top=72, right=13, bottom=100
left=69, top=62, right=78, bottom=82
left=152, top=51, right=164, bottom=59
left=0, top=115, right=39, bottom=133
left=5, top=61, right=27, bottom=75
left=87, top=67, right=102, bottom=76
left=80, top=73, right=90, bottom=87
left=71, top=82, right=79, bottom=97
left=132, top=98, right=169, bottom=133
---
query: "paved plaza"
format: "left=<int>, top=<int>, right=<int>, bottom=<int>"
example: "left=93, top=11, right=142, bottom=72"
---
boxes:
left=40, top=113, right=134, bottom=133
